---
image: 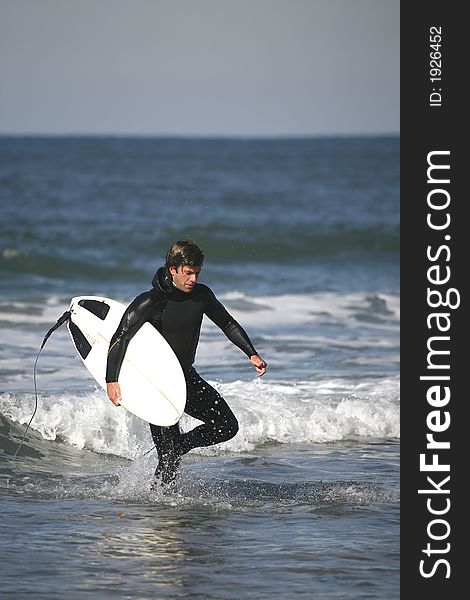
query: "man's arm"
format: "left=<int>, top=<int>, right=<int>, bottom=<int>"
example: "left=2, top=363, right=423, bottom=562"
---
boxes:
left=204, top=287, right=267, bottom=376
left=222, top=320, right=267, bottom=376
left=106, top=291, right=156, bottom=404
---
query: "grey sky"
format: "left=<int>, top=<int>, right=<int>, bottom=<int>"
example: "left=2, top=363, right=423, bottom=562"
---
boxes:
left=0, top=0, right=399, bottom=136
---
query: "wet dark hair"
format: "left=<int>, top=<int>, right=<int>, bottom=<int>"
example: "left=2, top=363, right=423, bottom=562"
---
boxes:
left=165, top=240, right=204, bottom=269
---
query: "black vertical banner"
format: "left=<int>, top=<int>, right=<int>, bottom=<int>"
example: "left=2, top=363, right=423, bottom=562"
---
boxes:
left=401, top=2, right=465, bottom=597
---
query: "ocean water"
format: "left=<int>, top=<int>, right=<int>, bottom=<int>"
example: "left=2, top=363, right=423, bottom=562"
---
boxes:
left=0, top=137, right=399, bottom=599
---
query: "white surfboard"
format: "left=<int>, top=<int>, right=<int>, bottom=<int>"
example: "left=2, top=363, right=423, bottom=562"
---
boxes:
left=67, top=296, right=186, bottom=426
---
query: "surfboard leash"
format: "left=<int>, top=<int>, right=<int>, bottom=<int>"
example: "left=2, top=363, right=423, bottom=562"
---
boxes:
left=11, top=310, right=71, bottom=462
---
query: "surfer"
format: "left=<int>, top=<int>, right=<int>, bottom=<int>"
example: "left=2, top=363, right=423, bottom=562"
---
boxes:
left=105, top=240, right=267, bottom=486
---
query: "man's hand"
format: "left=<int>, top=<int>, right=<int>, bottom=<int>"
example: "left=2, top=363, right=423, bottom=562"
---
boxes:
left=250, top=355, right=267, bottom=376
left=107, top=382, right=122, bottom=406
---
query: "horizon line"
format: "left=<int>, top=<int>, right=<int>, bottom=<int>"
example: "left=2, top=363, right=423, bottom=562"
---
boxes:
left=0, top=131, right=400, bottom=141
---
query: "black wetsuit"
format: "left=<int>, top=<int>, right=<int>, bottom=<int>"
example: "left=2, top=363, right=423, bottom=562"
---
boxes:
left=106, top=267, right=258, bottom=480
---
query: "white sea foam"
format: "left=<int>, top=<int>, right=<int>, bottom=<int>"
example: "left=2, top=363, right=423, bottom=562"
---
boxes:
left=207, top=291, right=400, bottom=353
left=219, top=290, right=400, bottom=326
left=1, top=375, right=399, bottom=460
left=0, top=290, right=399, bottom=330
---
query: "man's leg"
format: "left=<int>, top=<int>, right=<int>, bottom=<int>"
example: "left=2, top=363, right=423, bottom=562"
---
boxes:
left=149, top=422, right=181, bottom=485
left=149, top=368, right=239, bottom=486
left=177, top=368, right=239, bottom=455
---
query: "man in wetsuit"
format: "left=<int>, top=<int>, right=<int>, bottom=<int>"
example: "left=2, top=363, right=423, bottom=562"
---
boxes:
left=106, top=240, right=267, bottom=486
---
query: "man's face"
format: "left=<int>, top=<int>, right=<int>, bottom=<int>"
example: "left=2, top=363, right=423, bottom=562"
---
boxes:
left=169, top=265, right=201, bottom=293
